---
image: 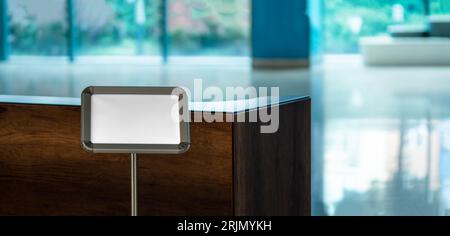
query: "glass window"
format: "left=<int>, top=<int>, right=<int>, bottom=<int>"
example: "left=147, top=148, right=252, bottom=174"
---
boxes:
left=430, top=0, right=450, bottom=14
left=168, top=0, right=250, bottom=56
left=8, top=0, right=67, bottom=56
left=325, top=0, right=428, bottom=53
left=76, top=0, right=160, bottom=56
left=5, top=0, right=251, bottom=58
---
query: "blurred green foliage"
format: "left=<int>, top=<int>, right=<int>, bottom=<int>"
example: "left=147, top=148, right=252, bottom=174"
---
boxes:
left=77, top=0, right=160, bottom=55
left=430, top=0, right=450, bottom=14
left=10, top=20, right=67, bottom=55
left=169, top=0, right=249, bottom=55
left=7, top=0, right=247, bottom=56
left=76, top=0, right=249, bottom=55
left=10, top=0, right=448, bottom=56
left=9, top=0, right=67, bottom=56
left=325, top=0, right=450, bottom=53
left=325, top=0, right=426, bottom=53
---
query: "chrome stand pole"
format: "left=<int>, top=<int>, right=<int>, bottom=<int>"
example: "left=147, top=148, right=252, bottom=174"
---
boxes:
left=131, top=153, right=138, bottom=216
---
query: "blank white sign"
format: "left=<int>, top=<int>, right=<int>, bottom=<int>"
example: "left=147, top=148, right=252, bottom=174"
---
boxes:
left=90, top=94, right=181, bottom=145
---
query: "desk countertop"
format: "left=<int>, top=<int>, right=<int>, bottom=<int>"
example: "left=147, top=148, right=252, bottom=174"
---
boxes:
left=0, top=94, right=308, bottom=113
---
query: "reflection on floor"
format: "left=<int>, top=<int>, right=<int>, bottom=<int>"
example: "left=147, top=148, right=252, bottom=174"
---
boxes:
left=2, top=55, right=450, bottom=216
left=314, top=55, right=450, bottom=216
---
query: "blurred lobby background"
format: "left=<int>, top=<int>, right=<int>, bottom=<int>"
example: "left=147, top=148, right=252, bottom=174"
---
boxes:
left=1, top=0, right=450, bottom=216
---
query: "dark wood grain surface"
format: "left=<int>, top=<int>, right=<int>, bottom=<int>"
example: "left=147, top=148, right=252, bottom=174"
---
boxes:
left=0, top=98, right=311, bottom=216
left=233, top=99, right=311, bottom=216
left=138, top=119, right=233, bottom=216
left=0, top=104, right=233, bottom=216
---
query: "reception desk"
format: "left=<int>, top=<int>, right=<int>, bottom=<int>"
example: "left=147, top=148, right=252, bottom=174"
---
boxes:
left=0, top=94, right=310, bottom=216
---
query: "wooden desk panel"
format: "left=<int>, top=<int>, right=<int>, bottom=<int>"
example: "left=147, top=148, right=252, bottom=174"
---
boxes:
left=138, top=121, right=233, bottom=216
left=234, top=100, right=311, bottom=216
left=0, top=104, right=233, bottom=216
left=0, top=98, right=310, bottom=216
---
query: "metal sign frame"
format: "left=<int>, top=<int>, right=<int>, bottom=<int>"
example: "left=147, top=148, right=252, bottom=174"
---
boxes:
left=81, top=86, right=190, bottom=154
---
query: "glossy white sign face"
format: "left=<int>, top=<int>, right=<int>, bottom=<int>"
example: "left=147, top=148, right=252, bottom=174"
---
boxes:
left=90, top=94, right=181, bottom=145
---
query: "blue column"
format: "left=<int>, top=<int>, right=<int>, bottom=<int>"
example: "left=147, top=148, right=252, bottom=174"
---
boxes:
left=0, top=0, right=9, bottom=61
left=252, top=0, right=310, bottom=68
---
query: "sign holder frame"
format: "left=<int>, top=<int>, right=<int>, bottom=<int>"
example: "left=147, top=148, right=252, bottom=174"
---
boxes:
left=81, top=86, right=190, bottom=216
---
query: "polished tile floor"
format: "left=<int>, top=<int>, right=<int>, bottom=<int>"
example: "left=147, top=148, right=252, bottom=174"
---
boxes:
left=2, top=55, right=450, bottom=216
left=313, top=55, right=450, bottom=216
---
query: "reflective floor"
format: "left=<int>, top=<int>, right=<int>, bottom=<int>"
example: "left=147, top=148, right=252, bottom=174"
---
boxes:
left=2, top=55, right=450, bottom=216
left=313, top=55, right=450, bottom=216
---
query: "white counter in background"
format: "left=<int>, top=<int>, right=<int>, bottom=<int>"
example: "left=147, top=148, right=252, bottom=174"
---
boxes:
left=360, top=36, right=450, bottom=66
